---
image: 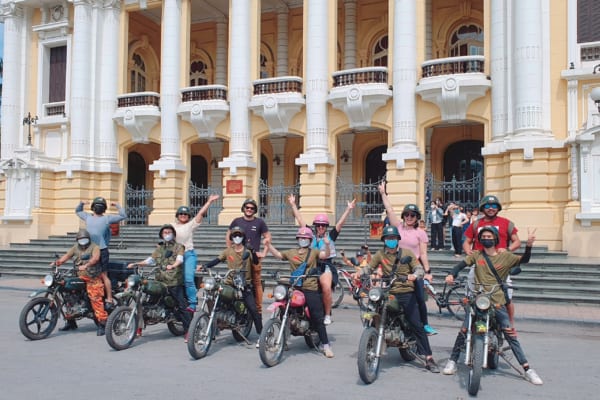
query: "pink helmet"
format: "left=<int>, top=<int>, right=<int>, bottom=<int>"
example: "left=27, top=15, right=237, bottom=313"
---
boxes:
left=296, top=227, right=314, bottom=240
left=312, top=213, right=330, bottom=226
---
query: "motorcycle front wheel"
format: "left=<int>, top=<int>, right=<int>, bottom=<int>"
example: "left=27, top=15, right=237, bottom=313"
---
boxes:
left=232, top=308, right=253, bottom=342
left=187, top=312, right=213, bottom=360
left=357, top=327, right=381, bottom=384
left=258, top=318, right=285, bottom=367
left=19, top=297, right=59, bottom=340
left=105, top=306, right=138, bottom=351
left=468, top=335, right=485, bottom=396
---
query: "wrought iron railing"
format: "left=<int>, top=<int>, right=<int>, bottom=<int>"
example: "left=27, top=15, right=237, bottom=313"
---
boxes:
left=335, top=177, right=386, bottom=223
left=425, top=172, right=483, bottom=211
left=125, top=184, right=154, bottom=225
left=188, top=182, right=223, bottom=224
left=258, top=179, right=300, bottom=224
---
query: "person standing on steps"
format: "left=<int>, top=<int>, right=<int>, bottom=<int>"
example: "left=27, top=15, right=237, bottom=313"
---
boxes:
left=378, top=182, right=437, bottom=335
left=463, top=195, right=521, bottom=327
left=288, top=194, right=356, bottom=325
left=226, top=199, right=271, bottom=320
left=173, top=194, right=220, bottom=312
left=76, top=197, right=127, bottom=305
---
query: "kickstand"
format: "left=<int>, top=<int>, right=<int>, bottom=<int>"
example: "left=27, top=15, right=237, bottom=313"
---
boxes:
left=498, top=347, right=525, bottom=377
left=234, top=329, right=252, bottom=345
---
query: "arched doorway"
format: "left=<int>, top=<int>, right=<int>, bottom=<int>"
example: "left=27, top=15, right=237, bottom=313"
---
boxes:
left=441, top=140, right=483, bottom=208
left=127, top=152, right=146, bottom=189
left=190, top=155, right=208, bottom=187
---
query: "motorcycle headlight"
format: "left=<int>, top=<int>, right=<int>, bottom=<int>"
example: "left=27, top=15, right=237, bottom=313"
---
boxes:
left=273, top=285, right=287, bottom=301
left=203, top=277, right=216, bottom=291
left=127, top=274, right=141, bottom=289
left=43, top=274, right=54, bottom=287
left=368, top=287, right=383, bottom=302
left=475, top=294, right=491, bottom=311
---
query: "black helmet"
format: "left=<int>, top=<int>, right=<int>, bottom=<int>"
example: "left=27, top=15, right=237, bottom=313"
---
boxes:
left=380, top=225, right=401, bottom=241
left=229, top=226, right=246, bottom=242
left=479, top=195, right=502, bottom=212
left=401, top=204, right=421, bottom=219
left=176, top=206, right=192, bottom=218
left=76, top=228, right=91, bottom=240
left=91, top=197, right=107, bottom=214
left=158, top=224, right=176, bottom=239
left=241, top=198, right=258, bottom=213
left=477, top=226, right=499, bottom=246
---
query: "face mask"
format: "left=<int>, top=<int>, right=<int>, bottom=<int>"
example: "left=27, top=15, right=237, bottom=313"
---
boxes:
left=384, top=239, right=398, bottom=249
left=77, top=238, right=90, bottom=247
left=163, top=234, right=174, bottom=242
left=298, top=238, right=311, bottom=248
left=480, top=239, right=495, bottom=248
left=232, top=236, right=244, bottom=245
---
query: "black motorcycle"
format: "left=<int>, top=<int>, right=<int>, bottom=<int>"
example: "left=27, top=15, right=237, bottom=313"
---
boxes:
left=18, top=258, right=128, bottom=340
left=187, top=268, right=253, bottom=359
left=105, top=265, right=187, bottom=350
left=357, top=274, right=419, bottom=384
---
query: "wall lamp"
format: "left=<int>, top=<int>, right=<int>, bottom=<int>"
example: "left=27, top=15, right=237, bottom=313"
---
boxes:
left=273, top=155, right=281, bottom=165
left=22, top=112, right=39, bottom=146
left=340, top=150, right=349, bottom=162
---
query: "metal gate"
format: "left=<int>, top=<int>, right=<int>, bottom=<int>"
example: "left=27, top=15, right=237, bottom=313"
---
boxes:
left=258, top=179, right=300, bottom=224
left=336, top=177, right=385, bottom=223
left=425, top=172, right=483, bottom=210
left=189, top=182, right=222, bottom=224
left=125, top=184, right=153, bottom=225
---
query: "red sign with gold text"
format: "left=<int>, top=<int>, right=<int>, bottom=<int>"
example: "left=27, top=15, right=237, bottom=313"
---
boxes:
left=226, top=179, right=243, bottom=194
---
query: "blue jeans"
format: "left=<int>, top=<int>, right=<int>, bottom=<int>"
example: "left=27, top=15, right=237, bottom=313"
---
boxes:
left=183, top=250, right=198, bottom=309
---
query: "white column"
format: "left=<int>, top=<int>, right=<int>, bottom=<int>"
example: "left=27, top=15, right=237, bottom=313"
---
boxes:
left=69, top=0, right=94, bottom=161
left=296, top=0, right=333, bottom=173
left=215, top=17, right=227, bottom=86
left=512, top=0, right=543, bottom=136
left=0, top=3, right=25, bottom=160
left=220, top=0, right=255, bottom=174
left=383, top=0, right=421, bottom=168
left=96, top=0, right=121, bottom=169
left=490, top=0, right=507, bottom=140
left=343, top=0, right=357, bottom=69
left=276, top=6, right=289, bottom=76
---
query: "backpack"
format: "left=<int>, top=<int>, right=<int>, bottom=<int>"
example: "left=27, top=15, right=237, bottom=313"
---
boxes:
left=290, top=249, right=312, bottom=287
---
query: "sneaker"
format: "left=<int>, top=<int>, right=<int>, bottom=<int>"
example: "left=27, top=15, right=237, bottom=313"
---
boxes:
left=425, top=358, right=440, bottom=373
left=136, top=328, right=143, bottom=337
left=323, top=346, right=334, bottom=358
left=184, top=333, right=189, bottom=343
left=256, top=340, right=260, bottom=349
left=525, top=369, right=543, bottom=385
left=443, top=360, right=457, bottom=375
left=96, top=325, right=106, bottom=336
left=324, top=315, right=332, bottom=325
left=185, top=307, right=196, bottom=313
left=424, top=324, right=438, bottom=336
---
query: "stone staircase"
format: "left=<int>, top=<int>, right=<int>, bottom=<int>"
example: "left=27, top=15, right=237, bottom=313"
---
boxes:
left=1, top=224, right=599, bottom=304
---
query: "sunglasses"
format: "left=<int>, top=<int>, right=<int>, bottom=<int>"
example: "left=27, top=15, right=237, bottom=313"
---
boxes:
left=177, top=213, right=190, bottom=217
left=244, top=206, right=257, bottom=211
left=314, top=224, right=328, bottom=228
left=403, top=213, right=417, bottom=218
left=483, top=204, right=499, bottom=210
left=232, top=234, right=244, bottom=238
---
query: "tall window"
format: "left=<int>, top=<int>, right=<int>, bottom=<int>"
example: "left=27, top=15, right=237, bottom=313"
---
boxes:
left=49, top=46, right=66, bottom=103
left=190, top=60, right=208, bottom=86
left=578, top=0, right=600, bottom=43
left=449, top=25, right=483, bottom=57
left=130, top=53, right=146, bottom=92
left=373, top=35, right=388, bottom=66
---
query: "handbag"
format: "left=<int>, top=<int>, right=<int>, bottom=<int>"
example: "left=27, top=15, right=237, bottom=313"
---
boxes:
left=290, top=249, right=311, bottom=287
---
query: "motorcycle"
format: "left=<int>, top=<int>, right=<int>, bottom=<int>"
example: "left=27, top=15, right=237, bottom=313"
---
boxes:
left=258, top=273, right=322, bottom=367
left=187, top=268, right=253, bottom=359
left=357, top=274, right=420, bottom=384
left=105, top=265, right=187, bottom=350
left=462, top=283, right=505, bottom=396
left=18, top=256, right=127, bottom=340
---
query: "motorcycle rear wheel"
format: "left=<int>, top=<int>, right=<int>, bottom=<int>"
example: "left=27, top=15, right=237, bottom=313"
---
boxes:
left=304, top=330, right=321, bottom=349
left=105, top=306, right=138, bottom=351
left=258, top=318, right=285, bottom=367
left=167, top=320, right=185, bottom=336
left=19, top=297, right=59, bottom=340
left=232, top=309, right=253, bottom=342
left=187, top=312, right=213, bottom=360
left=487, top=333, right=500, bottom=370
left=399, top=337, right=418, bottom=362
left=357, top=327, right=380, bottom=384
left=468, top=335, right=485, bottom=396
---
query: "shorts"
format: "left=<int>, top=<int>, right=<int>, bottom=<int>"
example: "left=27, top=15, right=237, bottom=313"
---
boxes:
left=100, top=248, right=110, bottom=272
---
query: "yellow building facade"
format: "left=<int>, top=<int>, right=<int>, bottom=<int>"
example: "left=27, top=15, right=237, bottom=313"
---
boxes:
left=1, top=0, right=599, bottom=257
